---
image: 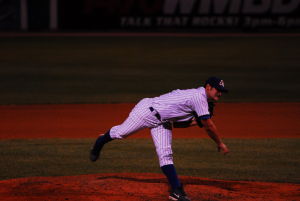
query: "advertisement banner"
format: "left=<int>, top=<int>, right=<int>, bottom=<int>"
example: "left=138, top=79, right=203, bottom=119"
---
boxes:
left=59, top=0, right=300, bottom=31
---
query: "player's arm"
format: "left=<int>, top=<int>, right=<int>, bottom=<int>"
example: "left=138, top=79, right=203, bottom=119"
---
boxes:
left=200, top=118, right=229, bottom=155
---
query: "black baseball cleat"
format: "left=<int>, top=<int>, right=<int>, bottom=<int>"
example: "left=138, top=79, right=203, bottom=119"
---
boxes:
left=89, top=134, right=105, bottom=162
left=89, top=147, right=102, bottom=162
left=169, top=186, right=191, bottom=201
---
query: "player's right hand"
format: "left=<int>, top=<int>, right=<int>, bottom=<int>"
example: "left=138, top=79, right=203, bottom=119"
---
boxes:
left=218, top=143, right=229, bottom=155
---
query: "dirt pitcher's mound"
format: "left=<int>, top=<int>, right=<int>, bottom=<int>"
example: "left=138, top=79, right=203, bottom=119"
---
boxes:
left=0, top=173, right=299, bottom=201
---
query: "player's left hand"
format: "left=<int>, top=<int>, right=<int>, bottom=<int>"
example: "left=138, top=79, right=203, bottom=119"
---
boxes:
left=218, top=143, right=229, bottom=155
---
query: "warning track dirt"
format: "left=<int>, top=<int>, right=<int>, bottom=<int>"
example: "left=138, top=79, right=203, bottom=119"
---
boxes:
left=0, top=103, right=299, bottom=139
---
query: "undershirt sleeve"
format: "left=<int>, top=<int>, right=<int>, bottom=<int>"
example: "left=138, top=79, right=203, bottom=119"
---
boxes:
left=198, top=114, right=211, bottom=120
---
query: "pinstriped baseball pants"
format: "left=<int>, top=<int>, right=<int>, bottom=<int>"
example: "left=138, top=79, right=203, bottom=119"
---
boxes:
left=109, top=98, right=173, bottom=167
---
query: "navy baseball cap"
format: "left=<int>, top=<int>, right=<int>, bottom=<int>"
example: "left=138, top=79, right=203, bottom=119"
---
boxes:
left=205, top=77, right=228, bottom=93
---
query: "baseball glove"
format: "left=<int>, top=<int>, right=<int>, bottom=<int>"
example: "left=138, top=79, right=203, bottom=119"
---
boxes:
left=208, top=102, right=215, bottom=116
left=173, top=119, right=193, bottom=128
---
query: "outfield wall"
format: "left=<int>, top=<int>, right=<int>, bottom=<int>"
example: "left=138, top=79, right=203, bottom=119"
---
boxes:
left=0, top=0, right=300, bottom=32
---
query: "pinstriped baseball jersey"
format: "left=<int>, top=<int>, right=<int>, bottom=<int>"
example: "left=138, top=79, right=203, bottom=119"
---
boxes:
left=151, top=87, right=210, bottom=122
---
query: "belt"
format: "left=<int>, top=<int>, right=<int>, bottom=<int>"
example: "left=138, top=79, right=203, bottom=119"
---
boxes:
left=149, top=107, right=161, bottom=121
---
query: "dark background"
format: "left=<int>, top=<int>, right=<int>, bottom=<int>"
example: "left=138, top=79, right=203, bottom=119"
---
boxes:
left=0, top=0, right=300, bottom=31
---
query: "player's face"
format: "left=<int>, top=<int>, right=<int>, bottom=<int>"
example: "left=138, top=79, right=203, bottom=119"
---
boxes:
left=206, top=85, right=222, bottom=101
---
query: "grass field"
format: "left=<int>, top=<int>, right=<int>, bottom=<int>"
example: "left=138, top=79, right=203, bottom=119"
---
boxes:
left=0, top=138, right=299, bottom=183
left=0, top=36, right=300, bottom=104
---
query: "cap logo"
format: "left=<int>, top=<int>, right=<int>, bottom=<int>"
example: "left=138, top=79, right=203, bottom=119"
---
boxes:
left=219, top=80, right=224, bottom=87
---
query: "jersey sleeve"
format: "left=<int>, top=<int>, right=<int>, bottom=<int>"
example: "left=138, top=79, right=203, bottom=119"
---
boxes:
left=191, top=93, right=210, bottom=119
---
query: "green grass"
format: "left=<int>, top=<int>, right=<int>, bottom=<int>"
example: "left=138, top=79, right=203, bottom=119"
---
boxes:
left=0, top=138, right=299, bottom=183
left=0, top=36, right=299, bottom=104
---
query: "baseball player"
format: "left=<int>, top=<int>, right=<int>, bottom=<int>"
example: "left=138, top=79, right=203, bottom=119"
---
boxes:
left=90, top=76, right=229, bottom=201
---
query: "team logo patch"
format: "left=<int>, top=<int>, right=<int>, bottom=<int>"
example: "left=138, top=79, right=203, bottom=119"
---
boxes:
left=219, top=80, right=225, bottom=87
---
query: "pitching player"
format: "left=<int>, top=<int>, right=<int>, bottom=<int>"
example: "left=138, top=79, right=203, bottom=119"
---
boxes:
left=90, top=76, right=229, bottom=201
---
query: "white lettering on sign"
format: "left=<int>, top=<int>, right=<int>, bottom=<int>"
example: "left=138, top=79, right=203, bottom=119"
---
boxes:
left=121, top=17, right=152, bottom=27
left=164, top=0, right=300, bottom=15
